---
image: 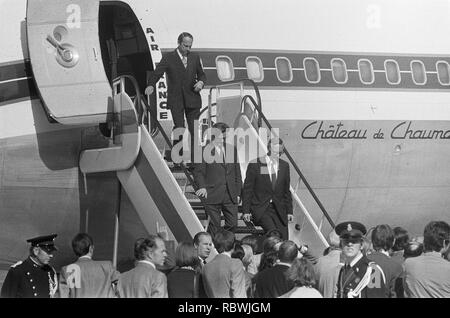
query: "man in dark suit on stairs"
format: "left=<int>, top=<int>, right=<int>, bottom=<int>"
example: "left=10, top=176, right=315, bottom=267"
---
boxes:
left=145, top=32, right=206, bottom=161
left=193, top=122, right=242, bottom=238
left=242, top=138, right=293, bottom=240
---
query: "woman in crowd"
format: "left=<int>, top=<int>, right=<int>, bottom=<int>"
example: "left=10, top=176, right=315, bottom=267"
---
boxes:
left=391, top=226, right=409, bottom=263
left=167, top=241, right=201, bottom=298
left=279, top=258, right=322, bottom=298
left=257, top=236, right=283, bottom=272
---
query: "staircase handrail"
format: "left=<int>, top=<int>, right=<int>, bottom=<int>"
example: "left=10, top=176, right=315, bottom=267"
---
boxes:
left=241, top=94, right=335, bottom=229
left=139, top=94, right=202, bottom=196
left=112, top=75, right=201, bottom=197
left=208, top=79, right=263, bottom=128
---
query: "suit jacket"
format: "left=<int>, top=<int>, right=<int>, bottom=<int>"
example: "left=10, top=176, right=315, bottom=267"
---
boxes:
left=202, top=254, right=247, bottom=298
left=167, top=268, right=200, bottom=298
left=147, top=50, right=206, bottom=110
left=193, top=144, right=242, bottom=204
left=314, top=249, right=342, bottom=298
left=59, top=257, right=120, bottom=298
left=117, top=261, right=167, bottom=298
left=367, top=251, right=403, bottom=298
left=242, top=158, right=293, bottom=226
left=253, top=264, right=293, bottom=298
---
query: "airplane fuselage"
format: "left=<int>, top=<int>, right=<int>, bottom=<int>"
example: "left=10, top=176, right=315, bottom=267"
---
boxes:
left=1, top=0, right=450, bottom=279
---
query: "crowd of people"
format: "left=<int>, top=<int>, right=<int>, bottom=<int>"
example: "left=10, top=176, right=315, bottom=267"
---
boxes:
left=1, top=219, right=449, bottom=298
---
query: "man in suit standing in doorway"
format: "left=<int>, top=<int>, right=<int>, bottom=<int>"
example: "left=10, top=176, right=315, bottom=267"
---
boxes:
left=145, top=32, right=206, bottom=162
left=242, top=138, right=293, bottom=240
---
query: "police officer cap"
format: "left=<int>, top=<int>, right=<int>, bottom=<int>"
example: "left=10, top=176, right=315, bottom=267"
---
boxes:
left=335, top=222, right=367, bottom=239
left=27, top=234, right=58, bottom=253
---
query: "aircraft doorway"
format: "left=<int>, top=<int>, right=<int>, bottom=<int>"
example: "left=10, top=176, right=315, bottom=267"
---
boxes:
left=99, top=1, right=153, bottom=95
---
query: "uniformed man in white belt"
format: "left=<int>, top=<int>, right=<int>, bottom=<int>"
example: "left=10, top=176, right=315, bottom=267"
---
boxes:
left=1, top=234, right=58, bottom=298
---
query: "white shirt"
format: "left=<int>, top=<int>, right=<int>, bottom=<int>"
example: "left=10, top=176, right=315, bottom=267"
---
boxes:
left=215, top=144, right=224, bottom=157
left=376, top=249, right=390, bottom=257
left=176, top=49, right=186, bottom=63
left=221, top=251, right=232, bottom=258
left=349, top=252, right=363, bottom=267
left=267, top=156, right=278, bottom=180
left=276, top=261, right=292, bottom=268
left=138, top=260, right=156, bottom=269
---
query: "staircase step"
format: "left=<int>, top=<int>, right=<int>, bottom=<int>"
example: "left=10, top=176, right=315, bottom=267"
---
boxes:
left=195, top=212, right=208, bottom=220
left=189, top=202, right=244, bottom=212
left=235, top=226, right=265, bottom=235
left=185, top=193, right=199, bottom=200
left=193, top=212, right=264, bottom=235
left=172, top=171, right=189, bottom=179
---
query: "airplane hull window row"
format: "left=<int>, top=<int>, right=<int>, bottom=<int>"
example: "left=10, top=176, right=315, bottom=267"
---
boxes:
left=189, top=50, right=450, bottom=90
left=2, top=51, right=449, bottom=107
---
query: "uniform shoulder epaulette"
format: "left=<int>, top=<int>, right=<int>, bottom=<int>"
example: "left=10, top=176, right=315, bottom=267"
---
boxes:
left=10, top=261, right=23, bottom=268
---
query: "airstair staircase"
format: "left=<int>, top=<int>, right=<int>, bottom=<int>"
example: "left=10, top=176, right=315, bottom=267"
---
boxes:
left=79, top=75, right=334, bottom=259
left=201, top=79, right=335, bottom=252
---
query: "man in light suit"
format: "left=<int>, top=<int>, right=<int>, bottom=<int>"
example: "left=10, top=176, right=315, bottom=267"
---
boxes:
left=145, top=32, right=206, bottom=160
left=202, top=230, right=247, bottom=298
left=117, top=235, right=168, bottom=298
left=59, top=233, right=120, bottom=298
left=242, top=138, right=293, bottom=240
left=194, top=122, right=242, bottom=238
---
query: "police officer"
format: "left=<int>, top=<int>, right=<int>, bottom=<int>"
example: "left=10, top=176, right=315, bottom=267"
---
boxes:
left=1, top=234, right=58, bottom=298
left=335, top=222, right=386, bottom=298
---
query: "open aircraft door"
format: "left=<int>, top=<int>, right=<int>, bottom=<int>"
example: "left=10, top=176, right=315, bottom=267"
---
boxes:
left=27, top=0, right=112, bottom=125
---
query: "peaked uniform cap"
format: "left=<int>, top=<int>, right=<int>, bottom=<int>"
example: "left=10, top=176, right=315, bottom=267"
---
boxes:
left=27, top=234, right=58, bottom=252
left=335, top=222, right=367, bottom=238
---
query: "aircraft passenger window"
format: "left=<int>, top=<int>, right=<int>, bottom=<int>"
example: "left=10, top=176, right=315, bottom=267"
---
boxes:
left=410, top=61, right=426, bottom=85
left=275, top=57, right=293, bottom=83
left=436, top=61, right=450, bottom=85
left=304, top=58, right=320, bottom=83
left=331, top=58, right=348, bottom=84
left=385, top=60, right=401, bottom=85
left=245, top=57, right=264, bottom=82
left=358, top=59, right=374, bottom=84
left=216, top=56, right=234, bottom=82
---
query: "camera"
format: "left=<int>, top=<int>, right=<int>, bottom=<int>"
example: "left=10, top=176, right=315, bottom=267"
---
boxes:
left=298, top=244, right=309, bottom=254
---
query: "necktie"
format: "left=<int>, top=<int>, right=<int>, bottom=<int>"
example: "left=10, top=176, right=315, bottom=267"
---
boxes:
left=216, top=145, right=225, bottom=162
left=182, top=56, right=187, bottom=68
left=270, top=161, right=277, bottom=189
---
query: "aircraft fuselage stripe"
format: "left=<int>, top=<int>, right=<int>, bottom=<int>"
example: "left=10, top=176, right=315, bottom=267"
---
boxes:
left=2, top=49, right=450, bottom=105
left=0, top=77, right=38, bottom=104
left=133, top=148, right=192, bottom=242
left=195, top=50, right=450, bottom=90
left=0, top=60, right=33, bottom=82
